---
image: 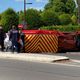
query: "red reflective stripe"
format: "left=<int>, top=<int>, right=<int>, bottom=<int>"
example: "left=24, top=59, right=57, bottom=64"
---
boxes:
left=22, top=30, right=59, bottom=35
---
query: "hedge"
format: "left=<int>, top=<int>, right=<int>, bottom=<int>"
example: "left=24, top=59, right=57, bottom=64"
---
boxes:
left=40, top=24, right=80, bottom=32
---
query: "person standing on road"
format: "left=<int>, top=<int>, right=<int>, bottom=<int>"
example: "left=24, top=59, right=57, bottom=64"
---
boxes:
left=0, top=25, right=5, bottom=51
left=19, top=28, right=25, bottom=53
left=9, top=25, right=20, bottom=53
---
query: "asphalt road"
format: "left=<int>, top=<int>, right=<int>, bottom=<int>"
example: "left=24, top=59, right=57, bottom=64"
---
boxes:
left=0, top=59, right=80, bottom=80
left=56, top=52, right=80, bottom=60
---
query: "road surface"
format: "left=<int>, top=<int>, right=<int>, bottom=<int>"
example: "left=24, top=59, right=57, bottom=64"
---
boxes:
left=56, top=52, right=80, bottom=60
left=0, top=59, right=80, bottom=80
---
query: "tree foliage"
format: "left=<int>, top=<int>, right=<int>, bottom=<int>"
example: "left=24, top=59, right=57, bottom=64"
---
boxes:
left=59, top=13, right=71, bottom=25
left=65, top=0, right=76, bottom=13
left=25, top=9, right=42, bottom=29
left=0, top=8, right=19, bottom=32
left=41, top=9, right=59, bottom=25
left=0, top=14, right=1, bottom=20
left=52, top=1, right=66, bottom=12
left=44, top=0, right=54, bottom=10
left=0, top=0, right=77, bottom=31
left=45, top=0, right=76, bottom=14
left=18, top=11, right=24, bottom=24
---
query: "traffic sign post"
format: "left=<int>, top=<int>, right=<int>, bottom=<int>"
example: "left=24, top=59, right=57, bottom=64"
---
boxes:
left=24, top=0, right=32, bottom=29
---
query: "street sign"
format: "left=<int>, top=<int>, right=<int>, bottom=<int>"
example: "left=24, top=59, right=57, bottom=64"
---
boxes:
left=18, top=24, right=23, bottom=28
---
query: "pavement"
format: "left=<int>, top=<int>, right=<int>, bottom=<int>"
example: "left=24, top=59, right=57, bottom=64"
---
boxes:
left=0, top=52, right=69, bottom=63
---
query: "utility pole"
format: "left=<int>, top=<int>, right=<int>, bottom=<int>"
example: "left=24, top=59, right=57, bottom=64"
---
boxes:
left=23, top=0, right=27, bottom=29
left=23, top=0, right=32, bottom=29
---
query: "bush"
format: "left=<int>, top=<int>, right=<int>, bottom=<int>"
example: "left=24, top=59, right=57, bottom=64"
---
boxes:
left=59, top=13, right=71, bottom=25
left=71, top=15, right=77, bottom=25
left=40, top=24, right=80, bottom=32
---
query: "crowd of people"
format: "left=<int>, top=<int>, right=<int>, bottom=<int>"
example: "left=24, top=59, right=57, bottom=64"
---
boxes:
left=0, top=25, right=25, bottom=53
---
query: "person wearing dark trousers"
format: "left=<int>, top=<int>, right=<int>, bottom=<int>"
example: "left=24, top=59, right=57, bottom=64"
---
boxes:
left=0, top=25, right=5, bottom=51
left=9, top=25, right=20, bottom=53
left=19, top=28, right=25, bottom=53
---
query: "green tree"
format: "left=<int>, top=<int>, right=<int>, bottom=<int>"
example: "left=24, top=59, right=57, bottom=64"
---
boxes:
left=0, top=14, right=1, bottom=26
left=41, top=9, right=59, bottom=25
left=44, top=0, right=54, bottom=10
left=51, top=1, right=66, bottom=12
left=0, top=14, right=1, bottom=24
left=74, top=8, right=78, bottom=16
left=59, top=13, right=71, bottom=25
left=66, top=0, right=76, bottom=13
left=18, top=11, right=24, bottom=24
left=0, top=14, right=1, bottom=20
left=60, top=0, right=67, bottom=3
left=0, top=8, right=19, bottom=32
left=25, top=9, right=42, bottom=29
left=45, top=0, right=76, bottom=14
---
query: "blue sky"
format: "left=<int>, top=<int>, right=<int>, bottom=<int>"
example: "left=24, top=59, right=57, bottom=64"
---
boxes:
left=0, top=0, right=48, bottom=13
